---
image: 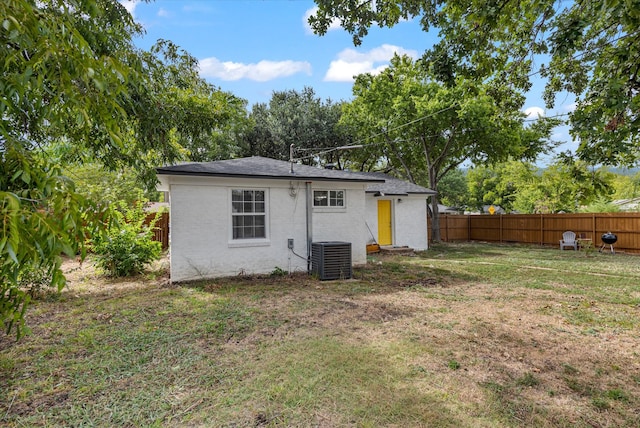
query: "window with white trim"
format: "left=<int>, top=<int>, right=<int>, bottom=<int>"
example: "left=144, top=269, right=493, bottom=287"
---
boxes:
left=313, top=190, right=345, bottom=207
left=231, top=189, right=266, bottom=239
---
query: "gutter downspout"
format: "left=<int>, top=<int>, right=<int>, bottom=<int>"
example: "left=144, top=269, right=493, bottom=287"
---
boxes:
left=306, top=181, right=313, bottom=273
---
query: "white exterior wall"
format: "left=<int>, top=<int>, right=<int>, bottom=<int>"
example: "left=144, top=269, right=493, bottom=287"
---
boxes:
left=365, top=195, right=429, bottom=251
left=311, top=183, right=368, bottom=266
left=166, top=176, right=368, bottom=282
left=364, top=197, right=380, bottom=245
left=395, top=196, right=429, bottom=250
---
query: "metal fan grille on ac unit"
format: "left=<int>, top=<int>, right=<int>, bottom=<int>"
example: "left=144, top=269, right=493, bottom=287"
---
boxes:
left=311, top=242, right=352, bottom=280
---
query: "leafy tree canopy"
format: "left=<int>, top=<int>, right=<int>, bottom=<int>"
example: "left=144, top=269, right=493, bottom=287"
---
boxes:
left=310, top=0, right=640, bottom=166
left=242, top=87, right=352, bottom=167
left=62, top=163, right=158, bottom=207
left=466, top=160, right=539, bottom=213
left=340, top=55, right=557, bottom=239
left=611, top=172, right=640, bottom=201
left=466, top=157, right=616, bottom=213
left=437, top=168, right=467, bottom=209
left=1, top=0, right=247, bottom=337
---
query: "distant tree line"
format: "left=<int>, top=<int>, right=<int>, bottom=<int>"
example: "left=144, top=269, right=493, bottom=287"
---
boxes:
left=438, top=160, right=640, bottom=214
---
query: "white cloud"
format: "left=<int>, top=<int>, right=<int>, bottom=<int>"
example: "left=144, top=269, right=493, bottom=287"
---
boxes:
left=563, top=102, right=577, bottom=112
left=119, top=0, right=140, bottom=18
left=324, top=60, right=388, bottom=81
left=157, top=8, right=170, bottom=18
left=524, top=106, right=545, bottom=120
left=199, top=57, right=312, bottom=82
left=303, top=7, right=342, bottom=34
left=182, top=4, right=214, bottom=13
left=324, top=44, right=419, bottom=82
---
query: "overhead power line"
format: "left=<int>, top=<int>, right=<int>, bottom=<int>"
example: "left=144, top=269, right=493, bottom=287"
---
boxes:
left=294, top=110, right=569, bottom=162
left=293, top=104, right=458, bottom=162
left=292, top=28, right=632, bottom=162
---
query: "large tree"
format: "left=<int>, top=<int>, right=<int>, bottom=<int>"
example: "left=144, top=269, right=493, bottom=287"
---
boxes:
left=1, top=0, right=246, bottom=336
left=341, top=55, right=556, bottom=239
left=242, top=87, right=353, bottom=167
left=310, top=0, right=640, bottom=166
left=133, top=41, right=250, bottom=166
left=612, top=171, right=640, bottom=201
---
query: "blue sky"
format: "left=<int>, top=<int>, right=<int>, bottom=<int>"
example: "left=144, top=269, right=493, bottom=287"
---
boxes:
left=124, top=0, right=577, bottom=160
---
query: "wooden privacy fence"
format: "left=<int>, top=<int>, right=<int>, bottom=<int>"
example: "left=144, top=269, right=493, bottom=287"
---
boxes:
left=432, top=213, right=640, bottom=254
left=144, top=212, right=169, bottom=250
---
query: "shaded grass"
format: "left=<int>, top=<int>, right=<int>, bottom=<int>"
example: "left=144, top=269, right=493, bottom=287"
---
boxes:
left=1, top=242, right=639, bottom=427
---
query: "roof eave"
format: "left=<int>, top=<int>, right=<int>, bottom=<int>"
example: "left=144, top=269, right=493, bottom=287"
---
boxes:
left=365, top=190, right=437, bottom=195
left=155, top=169, right=385, bottom=183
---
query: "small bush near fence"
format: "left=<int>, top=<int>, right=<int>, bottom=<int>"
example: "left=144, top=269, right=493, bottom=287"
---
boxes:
left=92, top=203, right=162, bottom=277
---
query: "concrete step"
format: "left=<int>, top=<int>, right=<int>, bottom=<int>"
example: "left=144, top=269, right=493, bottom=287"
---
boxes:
left=379, top=246, right=414, bottom=255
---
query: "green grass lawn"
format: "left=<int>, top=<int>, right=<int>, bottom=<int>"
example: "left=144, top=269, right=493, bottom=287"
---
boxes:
left=1, top=242, right=639, bottom=427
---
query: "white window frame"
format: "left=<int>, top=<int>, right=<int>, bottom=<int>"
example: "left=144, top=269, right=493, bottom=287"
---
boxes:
left=313, top=189, right=346, bottom=209
left=229, top=188, right=270, bottom=247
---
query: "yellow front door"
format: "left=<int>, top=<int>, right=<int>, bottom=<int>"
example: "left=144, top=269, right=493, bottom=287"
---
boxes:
left=377, top=200, right=392, bottom=246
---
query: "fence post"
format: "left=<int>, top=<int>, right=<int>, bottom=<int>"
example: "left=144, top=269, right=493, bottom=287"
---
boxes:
left=445, top=215, right=449, bottom=242
left=540, top=213, right=544, bottom=246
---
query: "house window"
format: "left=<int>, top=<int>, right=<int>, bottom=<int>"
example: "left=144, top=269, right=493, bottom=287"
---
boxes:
left=231, top=189, right=266, bottom=239
left=313, top=190, right=345, bottom=207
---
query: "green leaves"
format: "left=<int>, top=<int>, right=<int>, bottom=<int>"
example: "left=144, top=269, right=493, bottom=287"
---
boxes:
left=0, top=148, right=101, bottom=337
left=2, top=0, right=250, bottom=338
left=341, top=54, right=555, bottom=238
left=466, top=158, right=617, bottom=214
left=242, top=87, right=350, bottom=166
left=311, top=0, right=640, bottom=165
left=0, top=1, right=180, bottom=336
left=90, top=201, right=162, bottom=278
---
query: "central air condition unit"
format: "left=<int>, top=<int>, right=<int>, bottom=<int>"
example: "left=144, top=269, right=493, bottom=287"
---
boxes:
left=311, top=241, right=352, bottom=280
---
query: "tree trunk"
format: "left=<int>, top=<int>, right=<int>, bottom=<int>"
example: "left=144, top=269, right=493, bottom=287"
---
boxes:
left=428, top=163, right=441, bottom=242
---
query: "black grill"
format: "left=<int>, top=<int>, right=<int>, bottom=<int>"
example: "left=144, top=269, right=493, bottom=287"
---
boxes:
left=599, top=232, right=617, bottom=253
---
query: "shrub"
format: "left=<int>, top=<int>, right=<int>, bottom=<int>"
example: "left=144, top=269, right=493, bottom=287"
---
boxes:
left=91, top=201, right=162, bottom=277
left=18, top=261, right=53, bottom=297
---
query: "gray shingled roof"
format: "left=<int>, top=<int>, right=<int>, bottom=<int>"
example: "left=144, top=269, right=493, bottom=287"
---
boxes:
left=156, top=156, right=384, bottom=183
left=156, top=157, right=436, bottom=196
left=361, top=172, right=436, bottom=195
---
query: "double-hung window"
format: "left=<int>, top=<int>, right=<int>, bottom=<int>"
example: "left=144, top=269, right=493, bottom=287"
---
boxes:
left=231, top=189, right=266, bottom=239
left=313, top=190, right=345, bottom=207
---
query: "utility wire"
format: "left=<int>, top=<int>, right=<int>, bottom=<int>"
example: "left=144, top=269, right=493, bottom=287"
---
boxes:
left=294, top=111, right=570, bottom=162
left=293, top=29, right=631, bottom=162
left=293, top=104, right=458, bottom=162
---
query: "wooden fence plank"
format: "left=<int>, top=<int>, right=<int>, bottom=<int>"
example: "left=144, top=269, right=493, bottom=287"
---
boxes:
left=431, top=213, right=640, bottom=253
left=145, top=212, right=169, bottom=250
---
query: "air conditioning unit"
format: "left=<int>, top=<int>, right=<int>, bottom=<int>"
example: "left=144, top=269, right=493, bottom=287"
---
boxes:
left=311, top=241, right=352, bottom=280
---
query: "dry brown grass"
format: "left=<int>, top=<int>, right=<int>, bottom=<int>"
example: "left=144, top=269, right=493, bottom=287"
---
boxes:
left=1, top=243, right=639, bottom=427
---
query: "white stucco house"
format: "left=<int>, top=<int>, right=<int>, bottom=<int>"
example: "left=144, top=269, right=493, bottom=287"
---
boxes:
left=156, top=157, right=436, bottom=282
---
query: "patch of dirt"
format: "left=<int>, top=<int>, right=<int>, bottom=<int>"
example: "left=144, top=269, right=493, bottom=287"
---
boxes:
left=59, top=255, right=170, bottom=295
left=4, top=252, right=639, bottom=426
left=8, top=391, right=70, bottom=417
left=229, top=270, right=640, bottom=426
